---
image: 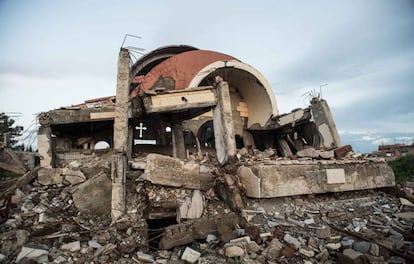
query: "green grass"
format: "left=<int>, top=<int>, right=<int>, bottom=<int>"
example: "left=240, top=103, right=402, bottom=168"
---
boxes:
left=387, top=154, right=414, bottom=182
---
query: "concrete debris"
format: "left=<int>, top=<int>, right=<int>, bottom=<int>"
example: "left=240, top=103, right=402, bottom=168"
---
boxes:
left=72, top=171, right=111, bottom=215
left=400, top=197, right=414, bottom=207
left=0, top=149, right=408, bottom=263
left=37, top=167, right=64, bottom=186
left=225, top=245, right=244, bottom=257
left=136, top=251, right=155, bottom=263
left=296, top=147, right=334, bottom=159
left=181, top=247, right=201, bottom=263
left=177, top=190, right=204, bottom=221
left=61, top=241, right=81, bottom=252
left=15, top=246, right=49, bottom=263
left=141, top=154, right=214, bottom=190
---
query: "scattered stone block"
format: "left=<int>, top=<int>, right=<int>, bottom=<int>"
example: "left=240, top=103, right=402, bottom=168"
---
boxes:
left=16, top=246, right=49, bottom=263
left=72, top=171, right=111, bottom=215
left=400, top=197, right=414, bottom=207
left=247, top=241, right=262, bottom=253
left=37, top=168, right=64, bottom=186
left=282, top=245, right=295, bottom=258
left=64, top=169, right=87, bottom=185
left=263, top=238, right=282, bottom=260
left=61, top=241, right=81, bottom=252
left=206, top=234, right=217, bottom=243
left=137, top=251, right=155, bottom=263
left=299, top=246, right=315, bottom=258
left=315, top=226, right=331, bottom=239
left=230, top=236, right=251, bottom=244
left=326, top=242, right=341, bottom=250
left=338, top=248, right=370, bottom=264
left=88, top=240, right=102, bottom=249
left=284, top=234, right=301, bottom=249
left=178, top=190, right=204, bottom=220
left=369, top=243, right=380, bottom=256
left=225, top=245, right=244, bottom=257
left=352, top=241, right=371, bottom=254
left=334, top=145, right=353, bottom=159
left=181, top=247, right=201, bottom=263
left=141, top=154, right=214, bottom=190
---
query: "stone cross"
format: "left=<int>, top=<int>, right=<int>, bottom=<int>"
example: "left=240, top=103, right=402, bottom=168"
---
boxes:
left=135, top=123, right=147, bottom=138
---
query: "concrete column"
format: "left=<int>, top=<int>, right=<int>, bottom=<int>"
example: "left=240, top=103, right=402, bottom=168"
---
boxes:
left=37, top=125, right=54, bottom=168
left=310, top=98, right=341, bottom=149
left=111, top=153, right=127, bottom=220
left=127, top=126, right=133, bottom=160
left=213, top=76, right=236, bottom=165
left=113, top=48, right=130, bottom=152
left=172, top=122, right=186, bottom=159
left=111, top=48, right=130, bottom=220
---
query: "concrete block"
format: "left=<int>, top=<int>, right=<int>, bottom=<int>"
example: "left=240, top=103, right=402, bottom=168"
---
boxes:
left=16, top=247, right=49, bottom=263
left=37, top=168, right=64, bottom=186
left=181, top=247, right=201, bottom=263
left=142, top=154, right=214, bottom=190
left=72, top=171, right=112, bottom=215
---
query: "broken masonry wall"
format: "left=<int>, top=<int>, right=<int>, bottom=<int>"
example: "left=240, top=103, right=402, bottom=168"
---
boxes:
left=238, top=160, right=395, bottom=198
left=310, top=97, right=341, bottom=149
left=37, top=125, right=54, bottom=168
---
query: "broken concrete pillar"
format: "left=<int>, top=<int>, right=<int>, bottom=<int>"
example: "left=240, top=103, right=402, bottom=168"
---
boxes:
left=37, top=125, right=54, bottom=168
left=113, top=48, right=130, bottom=152
left=310, top=98, right=341, bottom=149
left=111, top=153, right=127, bottom=220
left=172, top=122, right=186, bottom=159
left=111, top=48, right=130, bottom=220
left=127, top=126, right=133, bottom=160
left=213, top=77, right=237, bottom=165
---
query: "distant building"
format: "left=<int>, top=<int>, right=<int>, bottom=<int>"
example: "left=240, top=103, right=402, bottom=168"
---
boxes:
left=373, top=143, right=414, bottom=157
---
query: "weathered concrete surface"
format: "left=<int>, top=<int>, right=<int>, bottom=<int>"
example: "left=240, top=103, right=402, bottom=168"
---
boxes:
left=113, top=48, right=130, bottom=152
left=72, top=171, right=112, bottom=215
left=177, top=190, right=204, bottom=220
left=141, top=154, right=214, bottom=190
left=37, top=168, right=64, bottom=186
left=310, top=98, right=341, bottom=149
left=38, top=106, right=115, bottom=125
left=111, top=48, right=131, bottom=220
left=238, top=160, right=395, bottom=198
left=111, top=153, right=127, bottom=220
left=37, top=125, right=53, bottom=168
left=213, top=78, right=236, bottom=165
left=159, top=213, right=238, bottom=249
left=38, top=168, right=87, bottom=186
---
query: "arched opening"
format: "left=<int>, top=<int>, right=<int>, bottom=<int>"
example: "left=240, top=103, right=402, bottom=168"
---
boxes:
left=94, top=140, right=111, bottom=150
left=189, top=60, right=278, bottom=128
left=197, top=120, right=215, bottom=148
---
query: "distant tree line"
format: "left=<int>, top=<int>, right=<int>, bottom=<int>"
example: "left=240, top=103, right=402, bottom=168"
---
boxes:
left=0, top=112, right=34, bottom=151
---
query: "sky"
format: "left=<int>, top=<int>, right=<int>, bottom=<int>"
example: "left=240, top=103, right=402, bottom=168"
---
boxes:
left=1, top=0, right=413, bottom=153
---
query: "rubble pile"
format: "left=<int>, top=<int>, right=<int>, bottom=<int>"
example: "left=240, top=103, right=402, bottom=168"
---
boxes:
left=0, top=149, right=412, bottom=263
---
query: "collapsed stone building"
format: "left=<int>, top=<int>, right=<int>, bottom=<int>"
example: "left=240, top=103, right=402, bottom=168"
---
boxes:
left=27, top=45, right=399, bottom=260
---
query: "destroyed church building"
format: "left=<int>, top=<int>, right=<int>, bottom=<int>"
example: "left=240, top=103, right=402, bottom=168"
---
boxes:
left=37, top=45, right=395, bottom=227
